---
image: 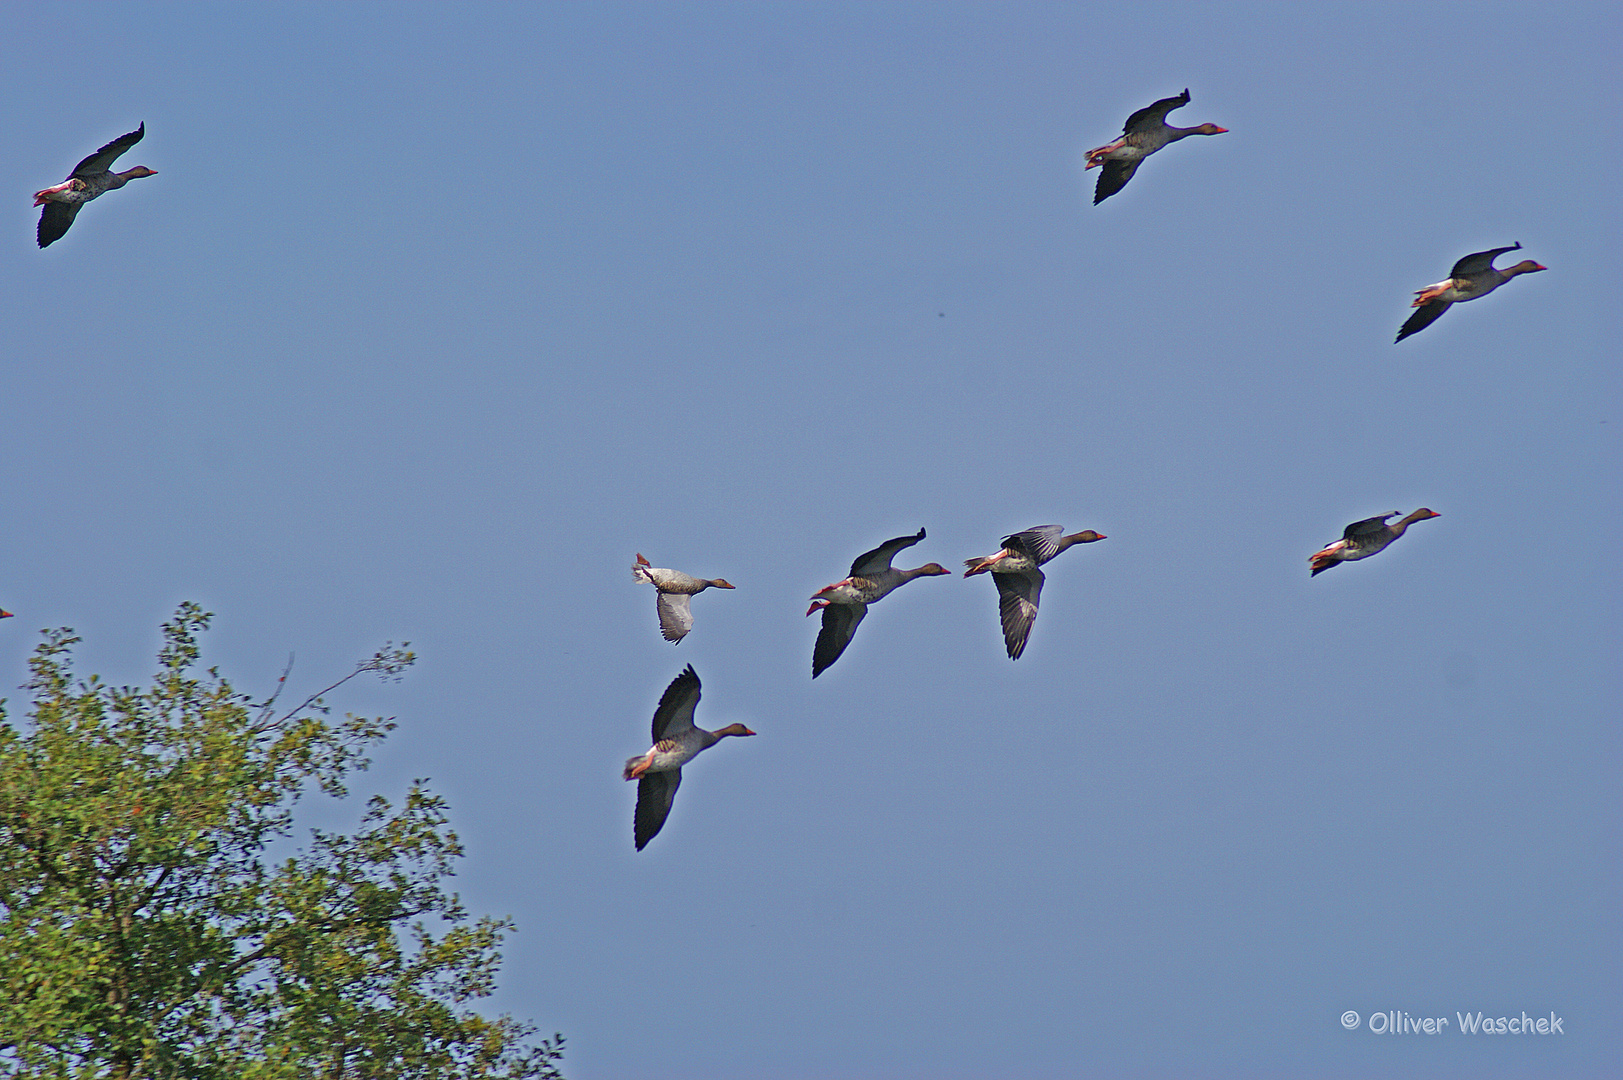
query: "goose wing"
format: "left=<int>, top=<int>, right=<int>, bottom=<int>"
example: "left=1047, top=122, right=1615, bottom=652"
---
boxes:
left=37, top=201, right=82, bottom=248
left=1122, top=89, right=1190, bottom=134
left=1342, top=514, right=1398, bottom=541
left=1450, top=243, right=1520, bottom=278
left=1396, top=300, right=1450, bottom=343
left=812, top=602, right=867, bottom=678
left=650, top=665, right=702, bottom=740
left=995, top=569, right=1045, bottom=660
left=655, top=592, right=694, bottom=643
left=1003, top=525, right=1065, bottom=564
left=1093, top=158, right=1142, bottom=204
left=633, top=768, right=682, bottom=850
left=70, top=124, right=144, bottom=178
left=850, top=528, right=925, bottom=577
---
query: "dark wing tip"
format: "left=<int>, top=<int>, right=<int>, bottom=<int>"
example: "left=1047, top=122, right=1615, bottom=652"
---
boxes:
left=1121, top=90, right=1189, bottom=134
left=811, top=604, right=861, bottom=678
left=667, top=664, right=700, bottom=695
left=1395, top=301, right=1446, bottom=342
left=72, top=123, right=148, bottom=176
left=811, top=646, right=833, bottom=678
left=650, top=664, right=702, bottom=739
left=1093, top=160, right=1135, bottom=204
left=1451, top=243, right=1525, bottom=277
left=632, top=770, right=680, bottom=850
left=37, top=203, right=77, bottom=247
left=994, top=570, right=1042, bottom=660
left=1344, top=513, right=1397, bottom=540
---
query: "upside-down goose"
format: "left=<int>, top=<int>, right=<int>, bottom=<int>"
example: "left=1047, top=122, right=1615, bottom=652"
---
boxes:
left=807, top=528, right=950, bottom=678
left=1309, top=509, right=1439, bottom=576
left=623, top=665, right=755, bottom=851
left=1396, top=244, right=1546, bottom=342
left=34, top=124, right=157, bottom=247
left=631, top=553, right=735, bottom=643
left=964, top=525, right=1106, bottom=659
left=1085, top=90, right=1226, bottom=204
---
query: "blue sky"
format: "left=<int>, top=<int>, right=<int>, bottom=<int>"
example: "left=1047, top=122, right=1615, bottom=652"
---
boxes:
left=3, top=3, right=1619, bottom=1077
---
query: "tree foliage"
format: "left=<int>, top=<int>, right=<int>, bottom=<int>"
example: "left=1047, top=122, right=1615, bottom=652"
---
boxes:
left=0, top=604, right=563, bottom=1079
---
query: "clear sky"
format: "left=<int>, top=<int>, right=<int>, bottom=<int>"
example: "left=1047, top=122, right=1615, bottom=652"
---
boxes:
left=3, top=3, right=1619, bottom=1077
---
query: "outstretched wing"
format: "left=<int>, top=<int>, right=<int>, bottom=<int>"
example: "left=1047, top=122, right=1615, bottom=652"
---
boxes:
left=1342, top=514, right=1397, bottom=541
left=1395, top=300, right=1449, bottom=343
left=69, top=123, right=144, bottom=178
left=1003, top=525, right=1065, bottom=565
left=1450, top=243, right=1520, bottom=278
left=1122, top=89, right=1190, bottom=135
left=1094, top=158, right=1142, bottom=204
left=634, top=768, right=682, bottom=850
left=37, top=202, right=82, bottom=248
left=655, top=592, right=694, bottom=643
left=850, top=528, right=925, bottom=577
left=995, top=569, right=1045, bottom=660
left=812, top=603, right=867, bottom=678
left=650, top=665, right=702, bottom=740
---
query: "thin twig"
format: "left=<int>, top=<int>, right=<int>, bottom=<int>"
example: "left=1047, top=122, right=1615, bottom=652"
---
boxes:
left=254, top=653, right=297, bottom=724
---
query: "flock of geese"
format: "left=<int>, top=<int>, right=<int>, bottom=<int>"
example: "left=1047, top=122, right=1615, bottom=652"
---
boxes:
left=622, top=499, right=1445, bottom=848
left=31, top=93, right=1545, bottom=850
left=625, top=523, right=1110, bottom=848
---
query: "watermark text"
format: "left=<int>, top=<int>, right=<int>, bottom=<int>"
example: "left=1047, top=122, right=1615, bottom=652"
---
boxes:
left=1340, top=1009, right=1563, bottom=1035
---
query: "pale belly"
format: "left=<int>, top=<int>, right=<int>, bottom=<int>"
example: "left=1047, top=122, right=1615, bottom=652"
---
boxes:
left=645, top=738, right=702, bottom=772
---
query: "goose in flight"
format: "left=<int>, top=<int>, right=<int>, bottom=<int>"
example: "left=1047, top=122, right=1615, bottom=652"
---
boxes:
left=964, top=525, right=1106, bottom=659
left=1396, top=244, right=1545, bottom=342
left=1085, top=90, right=1226, bottom=205
left=807, top=528, right=949, bottom=678
left=1309, top=510, right=1439, bottom=575
left=624, top=666, right=755, bottom=850
left=35, top=124, right=157, bottom=247
left=631, top=553, right=735, bottom=643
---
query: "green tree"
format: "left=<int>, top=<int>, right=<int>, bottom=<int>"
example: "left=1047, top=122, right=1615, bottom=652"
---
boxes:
left=0, top=604, right=563, bottom=1079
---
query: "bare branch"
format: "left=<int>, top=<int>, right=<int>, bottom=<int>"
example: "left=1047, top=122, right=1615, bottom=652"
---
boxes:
left=271, top=643, right=415, bottom=726
left=254, top=652, right=297, bottom=724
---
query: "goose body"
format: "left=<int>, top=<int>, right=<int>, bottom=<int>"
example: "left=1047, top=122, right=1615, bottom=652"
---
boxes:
left=632, top=553, right=735, bottom=643
left=34, top=124, right=157, bottom=247
left=623, top=665, right=755, bottom=850
left=1309, top=509, right=1439, bottom=575
left=1396, top=244, right=1546, bottom=342
left=964, top=525, right=1106, bottom=659
left=807, top=528, right=950, bottom=678
left=1085, top=89, right=1226, bottom=204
